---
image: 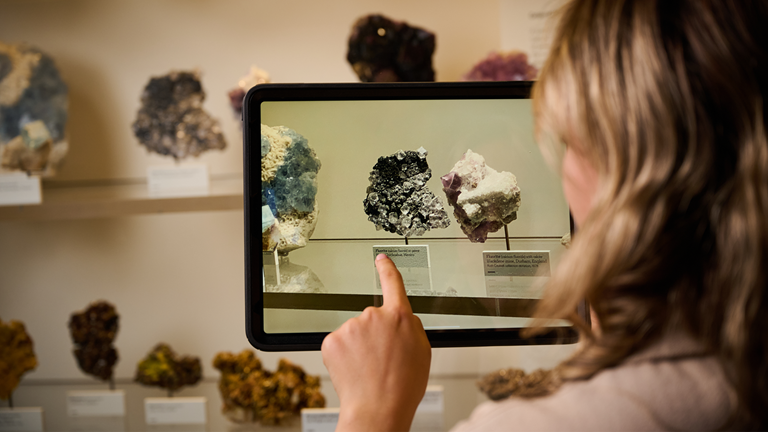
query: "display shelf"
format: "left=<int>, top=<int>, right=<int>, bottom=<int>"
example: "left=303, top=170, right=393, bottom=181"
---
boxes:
left=0, top=177, right=243, bottom=221
left=8, top=375, right=481, bottom=431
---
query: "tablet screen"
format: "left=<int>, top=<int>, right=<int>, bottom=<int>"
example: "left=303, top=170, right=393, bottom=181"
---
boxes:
left=245, top=83, right=584, bottom=350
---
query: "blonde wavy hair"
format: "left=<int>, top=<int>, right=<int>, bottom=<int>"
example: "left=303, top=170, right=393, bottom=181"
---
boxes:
left=530, top=0, right=768, bottom=427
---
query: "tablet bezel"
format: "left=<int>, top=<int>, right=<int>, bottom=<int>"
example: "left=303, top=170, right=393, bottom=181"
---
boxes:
left=244, top=82, right=587, bottom=351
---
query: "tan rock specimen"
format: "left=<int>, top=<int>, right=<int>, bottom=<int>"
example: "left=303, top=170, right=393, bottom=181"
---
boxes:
left=213, top=350, right=325, bottom=425
left=0, top=318, right=38, bottom=400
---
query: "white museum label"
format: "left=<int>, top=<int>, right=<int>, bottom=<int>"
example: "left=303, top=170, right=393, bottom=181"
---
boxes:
left=372, top=245, right=432, bottom=292
left=146, top=164, right=209, bottom=198
left=144, top=397, right=207, bottom=425
left=0, top=173, right=41, bottom=206
left=484, top=251, right=551, bottom=298
left=483, top=251, right=551, bottom=277
left=415, top=385, right=444, bottom=413
left=67, top=390, right=125, bottom=417
left=0, top=407, right=44, bottom=432
left=300, top=387, right=442, bottom=432
left=301, top=407, right=340, bottom=432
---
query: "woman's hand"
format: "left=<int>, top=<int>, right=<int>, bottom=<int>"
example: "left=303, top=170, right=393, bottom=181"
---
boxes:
left=321, top=254, right=432, bottom=432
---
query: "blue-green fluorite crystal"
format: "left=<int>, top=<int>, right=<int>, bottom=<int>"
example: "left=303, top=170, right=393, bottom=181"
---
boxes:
left=262, top=128, right=321, bottom=216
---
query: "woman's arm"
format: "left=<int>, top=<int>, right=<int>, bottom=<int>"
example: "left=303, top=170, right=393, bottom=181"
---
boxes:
left=321, top=254, right=432, bottom=432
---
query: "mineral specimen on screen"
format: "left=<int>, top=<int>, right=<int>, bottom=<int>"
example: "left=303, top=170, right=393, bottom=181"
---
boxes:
left=213, top=350, right=325, bottom=425
left=561, top=232, right=572, bottom=249
left=463, top=51, right=538, bottom=81
left=132, top=70, right=226, bottom=159
left=478, top=367, right=558, bottom=400
left=261, top=124, right=321, bottom=252
left=0, top=42, right=69, bottom=175
left=441, top=150, right=521, bottom=243
left=135, top=343, right=202, bottom=394
left=0, top=318, right=38, bottom=400
left=228, top=66, right=270, bottom=117
left=347, top=14, right=436, bottom=82
left=68, top=301, right=119, bottom=382
left=265, top=256, right=325, bottom=293
left=363, top=147, right=450, bottom=237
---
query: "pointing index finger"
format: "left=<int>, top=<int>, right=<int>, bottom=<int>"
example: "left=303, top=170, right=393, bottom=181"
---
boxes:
left=375, top=254, right=412, bottom=313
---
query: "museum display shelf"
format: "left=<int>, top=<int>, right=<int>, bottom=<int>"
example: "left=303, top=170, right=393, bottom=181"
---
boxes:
left=0, top=176, right=243, bottom=221
left=7, top=375, right=480, bottom=431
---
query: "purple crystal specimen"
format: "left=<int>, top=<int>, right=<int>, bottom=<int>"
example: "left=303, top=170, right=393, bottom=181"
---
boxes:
left=441, top=150, right=521, bottom=243
left=347, top=14, right=436, bottom=82
left=463, top=51, right=538, bottom=81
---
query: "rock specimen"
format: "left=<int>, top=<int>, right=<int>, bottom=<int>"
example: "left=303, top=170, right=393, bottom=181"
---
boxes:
left=347, top=14, right=436, bottom=82
left=364, top=148, right=450, bottom=237
left=132, top=70, right=226, bottom=159
left=0, top=318, right=38, bottom=400
left=68, top=301, right=119, bottom=382
left=261, top=124, right=321, bottom=252
left=228, top=65, right=270, bottom=117
left=561, top=232, right=572, bottom=249
left=441, top=150, right=521, bottom=243
left=478, top=367, right=559, bottom=400
left=463, top=51, right=538, bottom=81
left=135, top=343, right=202, bottom=394
left=265, top=255, right=325, bottom=294
left=213, top=350, right=325, bottom=425
left=0, top=42, right=68, bottom=175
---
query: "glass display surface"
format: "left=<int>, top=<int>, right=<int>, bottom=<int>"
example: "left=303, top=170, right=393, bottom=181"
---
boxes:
left=245, top=83, right=582, bottom=350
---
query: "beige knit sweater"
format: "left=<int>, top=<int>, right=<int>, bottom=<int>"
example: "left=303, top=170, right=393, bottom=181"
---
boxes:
left=451, top=333, right=733, bottom=431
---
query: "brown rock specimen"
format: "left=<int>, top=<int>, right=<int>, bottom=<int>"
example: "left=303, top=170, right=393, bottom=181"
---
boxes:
left=68, top=301, right=119, bottom=381
left=0, top=318, right=38, bottom=400
left=213, top=350, right=325, bottom=425
left=477, top=367, right=560, bottom=400
left=135, top=343, right=202, bottom=394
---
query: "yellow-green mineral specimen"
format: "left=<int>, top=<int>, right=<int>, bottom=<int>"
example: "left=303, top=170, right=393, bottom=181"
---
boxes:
left=134, top=343, right=201, bottom=393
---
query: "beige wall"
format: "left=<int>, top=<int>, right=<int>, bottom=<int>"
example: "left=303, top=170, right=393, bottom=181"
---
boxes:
left=0, top=0, right=575, bottom=384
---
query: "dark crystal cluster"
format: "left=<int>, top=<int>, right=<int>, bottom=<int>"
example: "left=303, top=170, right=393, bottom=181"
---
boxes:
left=363, top=148, right=450, bottom=237
left=213, top=350, right=325, bottom=425
left=68, top=301, right=119, bottom=382
left=347, top=14, right=436, bottom=82
left=135, top=343, right=202, bottom=394
left=132, top=70, right=226, bottom=159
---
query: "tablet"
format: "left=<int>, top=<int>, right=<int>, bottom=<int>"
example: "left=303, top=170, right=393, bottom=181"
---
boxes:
left=244, top=82, right=587, bottom=351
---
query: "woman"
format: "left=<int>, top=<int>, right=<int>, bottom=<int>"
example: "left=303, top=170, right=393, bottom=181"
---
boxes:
left=322, top=0, right=768, bottom=429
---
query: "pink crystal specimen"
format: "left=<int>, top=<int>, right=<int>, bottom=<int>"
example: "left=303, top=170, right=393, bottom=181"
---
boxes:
left=463, top=51, right=538, bottom=81
left=441, top=150, right=521, bottom=242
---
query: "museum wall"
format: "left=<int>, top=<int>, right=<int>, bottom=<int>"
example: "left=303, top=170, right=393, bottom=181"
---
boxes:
left=0, top=0, right=575, bottom=387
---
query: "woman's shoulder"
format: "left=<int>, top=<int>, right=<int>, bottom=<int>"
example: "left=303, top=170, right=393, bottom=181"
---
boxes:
left=451, top=334, right=733, bottom=431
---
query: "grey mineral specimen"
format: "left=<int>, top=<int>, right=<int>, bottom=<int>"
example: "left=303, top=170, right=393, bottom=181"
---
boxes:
left=0, top=42, right=68, bottom=175
left=441, top=150, right=521, bottom=242
left=261, top=124, right=321, bottom=252
left=363, top=147, right=450, bottom=237
left=132, top=70, right=226, bottom=160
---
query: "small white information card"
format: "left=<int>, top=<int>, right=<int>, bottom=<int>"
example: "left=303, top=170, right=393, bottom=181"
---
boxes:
left=416, top=385, right=445, bottom=413
left=147, top=164, right=209, bottom=198
left=0, top=407, right=44, bottom=432
left=483, top=250, right=551, bottom=298
left=300, top=387, right=443, bottom=432
left=67, top=390, right=125, bottom=417
left=301, top=407, right=340, bottom=432
left=0, top=173, right=41, bottom=206
left=372, top=245, right=433, bottom=293
left=144, top=397, right=206, bottom=425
